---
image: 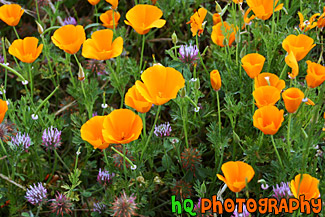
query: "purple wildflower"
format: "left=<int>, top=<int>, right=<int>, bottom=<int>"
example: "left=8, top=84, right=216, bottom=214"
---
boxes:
left=179, top=44, right=199, bottom=64
left=272, top=182, right=292, bottom=200
left=11, top=132, right=32, bottom=151
left=62, top=17, right=77, bottom=26
left=0, top=54, right=4, bottom=63
left=49, top=192, right=72, bottom=217
left=112, top=190, right=137, bottom=217
left=93, top=202, right=106, bottom=213
left=92, top=112, right=98, bottom=117
left=232, top=204, right=251, bottom=217
left=25, top=182, right=47, bottom=205
left=193, top=198, right=213, bottom=216
left=154, top=122, right=172, bottom=137
left=97, top=168, right=114, bottom=185
left=42, top=126, right=62, bottom=150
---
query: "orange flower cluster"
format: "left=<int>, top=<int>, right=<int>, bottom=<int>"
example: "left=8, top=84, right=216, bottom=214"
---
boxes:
left=125, top=64, right=185, bottom=113
left=297, top=7, right=325, bottom=31
left=80, top=109, right=143, bottom=149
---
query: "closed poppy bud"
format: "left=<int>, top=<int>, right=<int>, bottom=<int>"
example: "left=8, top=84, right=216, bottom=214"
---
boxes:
left=212, top=13, right=221, bottom=25
left=241, top=53, right=265, bottom=79
left=210, top=70, right=221, bottom=91
left=246, top=0, right=283, bottom=20
left=290, top=174, right=320, bottom=201
left=82, top=29, right=123, bottom=60
left=125, top=85, right=152, bottom=113
left=124, top=4, right=166, bottom=35
left=80, top=116, right=110, bottom=149
left=187, top=8, right=207, bottom=37
left=102, top=109, right=143, bottom=144
left=0, top=99, right=8, bottom=124
left=105, top=0, right=118, bottom=10
left=172, top=32, right=178, bottom=44
left=9, top=37, right=43, bottom=63
left=253, top=105, right=284, bottom=135
left=253, top=86, right=281, bottom=108
left=282, top=34, right=316, bottom=62
left=35, top=21, right=44, bottom=34
left=78, top=66, right=85, bottom=81
left=211, top=21, right=237, bottom=47
left=282, top=87, right=304, bottom=113
left=4, top=37, right=11, bottom=49
left=305, top=60, right=325, bottom=88
left=0, top=4, right=24, bottom=26
left=100, top=10, right=120, bottom=29
left=51, top=25, right=86, bottom=54
left=217, top=161, right=255, bottom=193
left=88, top=0, right=100, bottom=5
left=135, top=64, right=185, bottom=105
left=254, top=72, right=285, bottom=91
left=215, top=2, right=222, bottom=13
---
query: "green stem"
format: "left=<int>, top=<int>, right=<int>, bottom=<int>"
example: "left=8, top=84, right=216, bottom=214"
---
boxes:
left=0, top=63, right=26, bottom=81
left=111, top=146, right=135, bottom=167
left=12, top=26, right=20, bottom=39
left=287, top=113, right=292, bottom=156
left=35, top=0, right=41, bottom=23
left=33, top=85, right=60, bottom=115
left=123, top=144, right=127, bottom=180
left=66, top=53, right=76, bottom=88
left=28, top=64, right=33, bottom=100
left=195, top=34, right=209, bottom=76
left=140, top=105, right=161, bottom=162
left=279, top=64, right=288, bottom=80
left=103, top=149, right=109, bottom=167
left=139, top=35, right=146, bottom=76
left=94, top=4, right=98, bottom=24
left=1, top=38, right=8, bottom=89
left=271, top=0, right=276, bottom=37
left=271, top=135, right=284, bottom=170
left=54, top=149, right=71, bottom=173
left=217, top=91, right=221, bottom=139
left=141, top=113, right=147, bottom=139
left=181, top=99, right=189, bottom=149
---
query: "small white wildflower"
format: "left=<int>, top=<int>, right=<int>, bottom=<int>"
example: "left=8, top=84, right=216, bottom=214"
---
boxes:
left=101, top=103, right=108, bottom=109
left=31, top=114, right=38, bottom=120
left=190, top=78, right=197, bottom=82
left=5, top=63, right=9, bottom=66
left=76, top=150, right=81, bottom=156
left=194, top=107, right=200, bottom=112
left=153, top=63, right=162, bottom=66
left=6, top=101, right=9, bottom=105
left=131, top=164, right=137, bottom=170
left=302, top=98, right=308, bottom=103
left=22, top=80, right=29, bottom=85
left=0, top=90, right=5, bottom=95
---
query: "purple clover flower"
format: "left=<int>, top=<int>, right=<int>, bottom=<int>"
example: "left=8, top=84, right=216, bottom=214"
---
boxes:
left=154, top=122, right=172, bottom=137
left=49, top=192, right=72, bottom=216
left=42, top=126, right=62, bottom=150
left=232, top=204, right=251, bottom=217
left=0, top=54, right=4, bottom=64
left=93, top=202, right=106, bottom=213
left=62, top=17, right=77, bottom=26
left=112, top=191, right=137, bottom=217
left=272, top=182, right=292, bottom=201
left=11, top=132, right=31, bottom=151
left=25, top=182, right=47, bottom=205
left=179, top=44, right=199, bottom=64
left=97, top=168, right=114, bottom=185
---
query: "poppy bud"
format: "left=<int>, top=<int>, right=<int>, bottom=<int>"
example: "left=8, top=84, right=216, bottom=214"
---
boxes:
left=4, top=38, right=11, bottom=49
left=78, top=66, right=85, bottom=81
left=172, top=32, right=178, bottom=44
left=194, top=78, right=200, bottom=90
left=180, top=87, right=186, bottom=98
left=215, top=1, right=222, bottom=13
left=36, top=21, right=44, bottom=34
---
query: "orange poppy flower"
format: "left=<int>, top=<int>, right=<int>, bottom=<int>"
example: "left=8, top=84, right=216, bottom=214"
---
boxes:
left=82, top=29, right=123, bottom=60
left=254, top=73, right=285, bottom=91
left=285, top=51, right=299, bottom=79
left=8, top=37, right=43, bottom=63
left=212, top=13, right=221, bottom=25
left=100, top=10, right=120, bottom=29
left=305, top=60, right=325, bottom=88
left=102, top=109, right=143, bottom=144
left=253, top=86, right=281, bottom=108
left=242, top=8, right=256, bottom=29
left=282, top=34, right=316, bottom=62
left=210, top=70, right=222, bottom=91
left=290, top=174, right=320, bottom=201
left=80, top=116, right=110, bottom=149
left=232, top=0, right=243, bottom=3
left=125, top=85, right=152, bottom=113
left=217, top=161, right=255, bottom=193
left=211, top=21, right=237, bottom=47
left=51, top=25, right=86, bottom=54
left=246, top=0, right=283, bottom=20
left=298, top=12, right=320, bottom=32
left=187, top=8, right=207, bottom=37
left=317, top=7, right=325, bottom=28
left=241, top=53, right=265, bottom=79
left=0, top=4, right=24, bottom=26
left=0, top=99, right=8, bottom=124
left=253, top=105, right=284, bottom=135
left=282, top=87, right=304, bottom=113
left=105, top=0, right=118, bottom=10
left=88, top=0, right=100, bottom=5
left=124, top=4, right=166, bottom=35
left=135, top=64, right=185, bottom=105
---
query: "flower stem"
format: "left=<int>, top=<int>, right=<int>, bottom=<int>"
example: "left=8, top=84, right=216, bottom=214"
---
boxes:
left=271, top=135, right=284, bottom=170
left=139, top=35, right=146, bottom=77
left=140, top=105, right=161, bottom=162
left=0, top=63, right=26, bottom=81
left=12, top=26, right=20, bottom=39
left=195, top=34, right=209, bottom=76
left=217, top=91, right=221, bottom=139
left=54, top=149, right=71, bottom=173
left=279, top=64, right=288, bottom=80
left=103, top=148, right=109, bottom=167
left=286, top=113, right=292, bottom=156
left=66, top=53, right=76, bottom=88
left=111, top=146, right=135, bottom=167
left=181, top=98, right=189, bottom=149
left=28, top=63, right=34, bottom=99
